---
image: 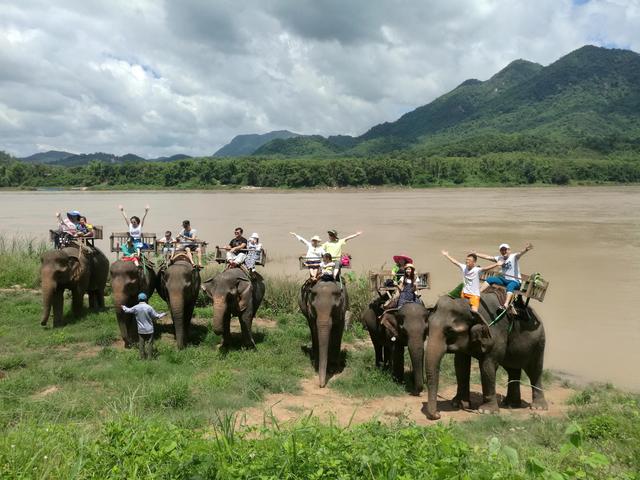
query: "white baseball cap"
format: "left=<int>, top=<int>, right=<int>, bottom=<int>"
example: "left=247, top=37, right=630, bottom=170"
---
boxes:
left=250, top=232, right=259, bottom=239
left=499, top=243, right=510, bottom=250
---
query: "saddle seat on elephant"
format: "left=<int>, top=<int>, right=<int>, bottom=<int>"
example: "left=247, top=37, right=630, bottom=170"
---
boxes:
left=481, top=286, right=540, bottom=326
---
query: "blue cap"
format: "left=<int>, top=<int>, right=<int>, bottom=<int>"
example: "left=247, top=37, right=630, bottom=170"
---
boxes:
left=137, top=292, right=148, bottom=301
left=67, top=210, right=81, bottom=217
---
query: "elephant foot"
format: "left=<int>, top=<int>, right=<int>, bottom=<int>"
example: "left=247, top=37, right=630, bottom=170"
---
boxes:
left=40, top=319, right=48, bottom=327
left=478, top=401, right=500, bottom=415
left=421, top=406, right=441, bottom=421
left=500, top=397, right=523, bottom=409
left=451, top=396, right=470, bottom=410
left=531, top=398, right=548, bottom=411
left=243, top=340, right=257, bottom=350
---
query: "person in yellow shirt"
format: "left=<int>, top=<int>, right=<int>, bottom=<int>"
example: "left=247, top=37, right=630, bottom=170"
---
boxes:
left=322, top=229, right=362, bottom=262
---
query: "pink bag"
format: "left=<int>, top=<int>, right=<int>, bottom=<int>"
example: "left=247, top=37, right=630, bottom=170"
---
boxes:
left=340, top=254, right=351, bottom=267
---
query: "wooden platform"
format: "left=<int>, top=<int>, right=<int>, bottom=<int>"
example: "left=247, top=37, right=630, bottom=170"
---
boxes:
left=214, top=246, right=267, bottom=266
left=110, top=232, right=157, bottom=256
left=368, top=270, right=431, bottom=292
left=479, top=269, right=549, bottom=302
left=298, top=256, right=351, bottom=270
left=49, top=225, right=103, bottom=248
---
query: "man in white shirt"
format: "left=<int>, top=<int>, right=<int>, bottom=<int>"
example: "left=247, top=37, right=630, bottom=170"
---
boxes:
left=442, top=251, right=502, bottom=312
left=121, top=292, right=166, bottom=359
left=475, top=243, right=533, bottom=311
left=176, top=220, right=202, bottom=267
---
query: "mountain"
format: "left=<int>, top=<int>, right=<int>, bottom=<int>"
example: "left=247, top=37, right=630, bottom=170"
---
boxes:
left=20, top=150, right=75, bottom=163
left=213, top=130, right=301, bottom=157
left=151, top=154, right=192, bottom=162
left=252, top=135, right=342, bottom=156
left=256, top=45, right=640, bottom=156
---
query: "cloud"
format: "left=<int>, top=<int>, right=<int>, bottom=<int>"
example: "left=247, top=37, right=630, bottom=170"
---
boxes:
left=0, top=0, right=638, bottom=157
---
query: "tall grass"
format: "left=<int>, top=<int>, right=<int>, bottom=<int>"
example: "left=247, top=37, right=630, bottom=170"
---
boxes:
left=0, top=236, right=47, bottom=288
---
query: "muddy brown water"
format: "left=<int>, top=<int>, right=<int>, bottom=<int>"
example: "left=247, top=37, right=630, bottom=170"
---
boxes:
left=2, top=186, right=638, bottom=391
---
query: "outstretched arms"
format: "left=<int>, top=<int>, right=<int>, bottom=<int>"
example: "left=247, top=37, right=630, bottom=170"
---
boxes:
left=140, top=205, right=150, bottom=227
left=473, top=251, right=495, bottom=261
left=344, top=231, right=363, bottom=242
left=290, top=232, right=311, bottom=247
left=515, top=242, right=533, bottom=259
left=441, top=250, right=461, bottom=267
left=118, top=205, right=130, bottom=227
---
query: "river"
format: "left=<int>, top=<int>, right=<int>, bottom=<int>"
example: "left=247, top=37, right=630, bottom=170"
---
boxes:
left=2, top=186, right=639, bottom=391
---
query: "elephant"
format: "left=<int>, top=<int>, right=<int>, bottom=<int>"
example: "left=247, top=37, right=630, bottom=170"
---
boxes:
left=157, top=255, right=201, bottom=349
left=40, top=244, right=109, bottom=327
left=299, top=279, right=347, bottom=388
left=363, top=300, right=429, bottom=395
left=110, top=259, right=157, bottom=347
left=424, top=291, right=548, bottom=420
left=202, top=268, right=265, bottom=349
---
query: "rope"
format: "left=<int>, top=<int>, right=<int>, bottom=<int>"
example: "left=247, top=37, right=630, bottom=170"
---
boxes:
left=488, top=308, right=508, bottom=326
left=506, top=379, right=545, bottom=392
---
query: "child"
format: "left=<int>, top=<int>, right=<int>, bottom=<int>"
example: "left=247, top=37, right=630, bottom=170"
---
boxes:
left=442, top=250, right=501, bottom=312
left=121, top=235, right=140, bottom=267
left=121, top=292, right=166, bottom=359
left=245, top=233, right=262, bottom=272
left=290, top=232, right=325, bottom=278
left=319, top=253, right=337, bottom=280
left=158, top=230, right=176, bottom=258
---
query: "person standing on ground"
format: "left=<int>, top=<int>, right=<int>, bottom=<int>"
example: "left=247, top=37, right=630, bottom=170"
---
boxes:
left=475, top=243, right=533, bottom=311
left=441, top=251, right=502, bottom=313
left=121, top=292, right=166, bottom=360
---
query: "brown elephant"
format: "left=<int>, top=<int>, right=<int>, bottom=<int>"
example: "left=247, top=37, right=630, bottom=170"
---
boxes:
left=110, top=259, right=157, bottom=347
left=299, top=279, right=347, bottom=387
left=363, top=300, right=429, bottom=395
left=202, top=268, right=265, bottom=349
left=424, top=292, right=547, bottom=420
left=40, top=244, right=109, bottom=327
left=157, top=255, right=201, bottom=349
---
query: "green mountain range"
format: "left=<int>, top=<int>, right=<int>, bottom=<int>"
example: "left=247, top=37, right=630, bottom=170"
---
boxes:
left=251, top=45, right=640, bottom=157
left=17, top=151, right=191, bottom=166
left=213, top=130, right=301, bottom=157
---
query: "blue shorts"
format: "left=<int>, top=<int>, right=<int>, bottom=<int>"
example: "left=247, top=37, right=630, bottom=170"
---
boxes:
left=486, top=276, right=521, bottom=293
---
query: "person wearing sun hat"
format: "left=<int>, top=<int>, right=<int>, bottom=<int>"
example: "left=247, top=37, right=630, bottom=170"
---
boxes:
left=244, top=232, right=263, bottom=273
left=290, top=232, right=325, bottom=278
left=475, top=242, right=534, bottom=311
left=322, top=229, right=362, bottom=265
left=391, top=254, right=413, bottom=285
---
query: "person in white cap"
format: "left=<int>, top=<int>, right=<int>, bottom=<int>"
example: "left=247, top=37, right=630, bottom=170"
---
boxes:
left=476, top=242, right=534, bottom=311
left=290, top=232, right=325, bottom=278
left=245, top=232, right=263, bottom=273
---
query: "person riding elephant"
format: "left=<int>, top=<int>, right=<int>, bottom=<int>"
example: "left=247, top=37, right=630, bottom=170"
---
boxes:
left=157, top=253, right=201, bottom=349
left=424, top=291, right=548, bottom=420
left=299, top=277, right=347, bottom=388
left=110, top=258, right=158, bottom=347
left=40, top=243, right=109, bottom=327
left=202, top=267, right=265, bottom=349
left=363, top=298, right=429, bottom=395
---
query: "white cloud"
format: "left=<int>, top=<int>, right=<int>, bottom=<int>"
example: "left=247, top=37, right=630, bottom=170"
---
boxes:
left=0, top=0, right=638, bottom=157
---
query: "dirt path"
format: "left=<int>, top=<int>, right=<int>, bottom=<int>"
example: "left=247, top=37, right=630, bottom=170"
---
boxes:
left=239, top=377, right=575, bottom=427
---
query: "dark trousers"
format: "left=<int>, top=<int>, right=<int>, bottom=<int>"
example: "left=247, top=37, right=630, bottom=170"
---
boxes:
left=138, top=333, right=154, bottom=359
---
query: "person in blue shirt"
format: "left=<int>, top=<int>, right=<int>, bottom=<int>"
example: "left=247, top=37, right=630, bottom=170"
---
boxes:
left=121, top=293, right=166, bottom=359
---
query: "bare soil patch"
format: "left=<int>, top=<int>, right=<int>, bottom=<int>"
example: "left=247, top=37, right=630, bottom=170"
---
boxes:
left=240, top=377, right=575, bottom=428
left=32, top=385, right=60, bottom=399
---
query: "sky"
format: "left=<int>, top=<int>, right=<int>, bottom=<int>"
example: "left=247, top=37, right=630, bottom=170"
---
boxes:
left=0, top=0, right=639, bottom=158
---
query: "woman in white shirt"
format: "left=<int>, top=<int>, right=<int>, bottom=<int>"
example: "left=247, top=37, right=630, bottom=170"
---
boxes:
left=290, top=232, right=325, bottom=278
left=118, top=204, right=149, bottom=255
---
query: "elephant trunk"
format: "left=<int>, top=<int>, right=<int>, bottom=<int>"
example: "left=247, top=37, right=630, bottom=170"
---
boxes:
left=425, top=332, right=447, bottom=420
left=317, top=317, right=332, bottom=388
left=170, top=293, right=187, bottom=349
left=408, top=338, right=425, bottom=395
left=40, top=278, right=56, bottom=326
left=212, top=295, right=227, bottom=336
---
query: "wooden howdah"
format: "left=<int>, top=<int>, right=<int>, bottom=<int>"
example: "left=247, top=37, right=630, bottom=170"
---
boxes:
left=298, top=256, right=351, bottom=270
left=110, top=232, right=158, bottom=256
left=214, top=246, right=267, bottom=266
left=368, top=270, right=431, bottom=292
left=49, top=225, right=103, bottom=247
left=479, top=269, right=549, bottom=302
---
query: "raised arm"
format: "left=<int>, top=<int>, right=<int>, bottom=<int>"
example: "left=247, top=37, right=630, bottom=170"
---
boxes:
left=344, top=231, right=363, bottom=242
left=472, top=251, right=495, bottom=261
left=290, top=232, right=311, bottom=247
left=480, top=259, right=504, bottom=272
left=140, top=205, right=150, bottom=227
left=121, top=305, right=134, bottom=314
left=118, top=205, right=130, bottom=227
left=55, top=212, right=63, bottom=226
left=441, top=250, right=461, bottom=267
left=515, top=242, right=533, bottom=259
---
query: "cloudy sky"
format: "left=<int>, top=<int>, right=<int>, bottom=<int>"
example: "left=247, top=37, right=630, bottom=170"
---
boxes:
left=1, top=0, right=639, bottom=158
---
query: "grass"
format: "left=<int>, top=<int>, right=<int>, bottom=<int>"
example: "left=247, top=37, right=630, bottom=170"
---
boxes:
left=0, top=236, right=47, bottom=289
left=1, top=241, right=639, bottom=477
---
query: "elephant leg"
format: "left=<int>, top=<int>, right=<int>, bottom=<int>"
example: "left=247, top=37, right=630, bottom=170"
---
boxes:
left=99, top=291, right=105, bottom=309
left=502, top=368, right=523, bottom=408
left=222, top=312, right=232, bottom=347
left=478, top=357, right=500, bottom=414
left=382, top=342, right=392, bottom=370
left=52, top=290, right=65, bottom=328
left=525, top=356, right=548, bottom=411
left=392, top=343, right=404, bottom=382
left=452, top=353, right=471, bottom=410
left=328, top=322, right=343, bottom=373
left=239, top=309, right=256, bottom=349
left=368, top=329, right=383, bottom=367
left=71, top=288, right=84, bottom=318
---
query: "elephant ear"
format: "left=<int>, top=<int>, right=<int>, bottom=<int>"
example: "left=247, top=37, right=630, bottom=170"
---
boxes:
left=381, top=311, right=399, bottom=338
left=237, top=278, right=252, bottom=311
left=469, top=310, right=493, bottom=354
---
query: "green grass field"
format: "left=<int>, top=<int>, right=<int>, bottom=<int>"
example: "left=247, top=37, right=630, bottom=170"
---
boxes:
left=0, top=250, right=639, bottom=477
